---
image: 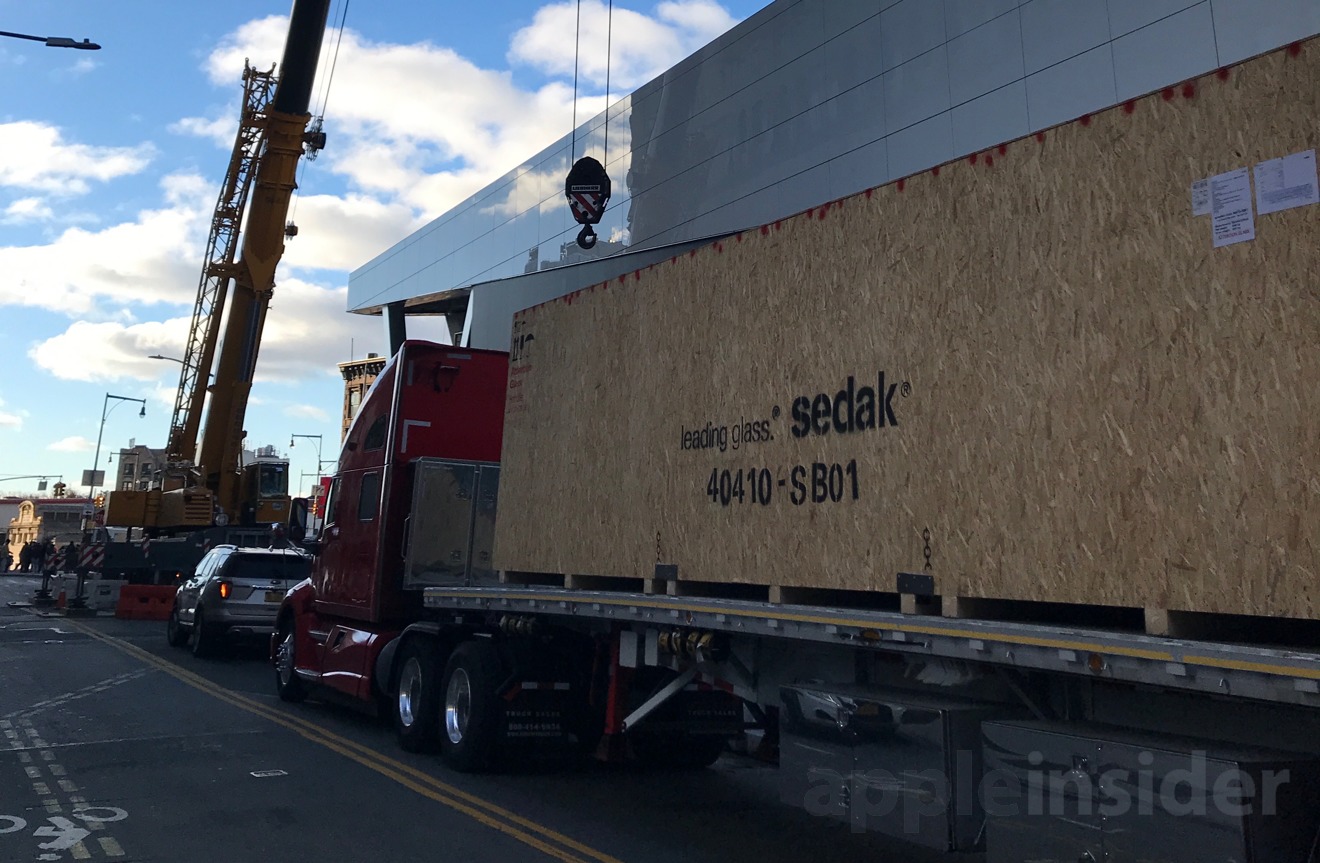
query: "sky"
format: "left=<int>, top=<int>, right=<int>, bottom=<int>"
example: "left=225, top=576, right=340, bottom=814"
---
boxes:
left=0, top=0, right=761, bottom=499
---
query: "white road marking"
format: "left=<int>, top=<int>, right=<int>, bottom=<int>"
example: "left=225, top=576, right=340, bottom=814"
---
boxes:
left=98, top=836, right=125, bottom=857
left=71, top=807, right=128, bottom=824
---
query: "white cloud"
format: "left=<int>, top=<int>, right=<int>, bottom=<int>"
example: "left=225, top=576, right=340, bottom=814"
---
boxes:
left=48, top=436, right=95, bottom=453
left=0, top=171, right=211, bottom=315
left=0, top=396, right=20, bottom=429
left=28, top=278, right=383, bottom=385
left=509, top=0, right=737, bottom=89
left=170, top=113, right=237, bottom=148
left=281, top=194, right=422, bottom=273
left=2, top=197, right=53, bottom=223
left=285, top=404, right=330, bottom=421
left=0, top=121, right=155, bottom=194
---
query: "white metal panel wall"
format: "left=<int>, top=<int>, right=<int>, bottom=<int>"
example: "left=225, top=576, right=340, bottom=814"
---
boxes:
left=349, top=0, right=1320, bottom=326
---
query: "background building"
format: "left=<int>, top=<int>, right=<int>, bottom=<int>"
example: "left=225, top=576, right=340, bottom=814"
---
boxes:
left=7, top=497, right=94, bottom=568
left=348, top=0, right=1320, bottom=350
left=339, top=354, right=386, bottom=441
left=114, top=440, right=168, bottom=491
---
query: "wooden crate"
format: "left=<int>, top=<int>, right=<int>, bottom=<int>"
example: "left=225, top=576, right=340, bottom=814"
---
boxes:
left=495, top=42, right=1320, bottom=622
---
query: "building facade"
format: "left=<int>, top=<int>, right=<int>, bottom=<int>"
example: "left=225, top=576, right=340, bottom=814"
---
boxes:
left=339, top=354, right=386, bottom=441
left=7, top=498, right=94, bottom=568
left=114, top=441, right=168, bottom=491
left=348, top=0, right=1320, bottom=351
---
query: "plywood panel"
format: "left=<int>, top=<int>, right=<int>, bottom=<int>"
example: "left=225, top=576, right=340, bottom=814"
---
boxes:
left=496, top=43, right=1320, bottom=619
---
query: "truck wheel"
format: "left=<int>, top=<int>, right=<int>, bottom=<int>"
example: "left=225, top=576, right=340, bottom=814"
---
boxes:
left=631, top=732, right=726, bottom=769
left=166, top=605, right=189, bottom=648
left=274, top=618, right=306, bottom=703
left=191, top=607, right=215, bottom=658
left=439, top=640, right=503, bottom=773
left=395, top=641, right=442, bottom=753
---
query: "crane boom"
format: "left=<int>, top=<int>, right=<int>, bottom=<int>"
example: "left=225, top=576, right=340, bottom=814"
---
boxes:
left=166, top=64, right=277, bottom=466
left=195, top=0, right=332, bottom=520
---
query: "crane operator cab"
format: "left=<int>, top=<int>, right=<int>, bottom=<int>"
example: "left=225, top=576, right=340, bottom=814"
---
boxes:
left=239, top=452, right=291, bottom=526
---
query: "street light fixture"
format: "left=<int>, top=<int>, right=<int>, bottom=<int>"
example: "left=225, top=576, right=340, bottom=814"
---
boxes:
left=148, top=354, right=214, bottom=381
left=290, top=433, right=332, bottom=488
left=86, top=394, right=147, bottom=500
left=0, top=30, right=100, bottom=50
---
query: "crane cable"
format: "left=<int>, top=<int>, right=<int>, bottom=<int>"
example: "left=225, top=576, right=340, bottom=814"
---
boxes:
left=289, top=0, right=351, bottom=228
left=603, top=0, right=613, bottom=164
left=570, top=0, right=582, bottom=162
left=568, top=0, right=614, bottom=165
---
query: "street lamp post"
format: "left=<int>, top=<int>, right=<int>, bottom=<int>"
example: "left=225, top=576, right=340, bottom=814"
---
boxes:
left=87, top=394, right=146, bottom=501
left=290, top=434, right=325, bottom=492
left=0, top=30, right=100, bottom=50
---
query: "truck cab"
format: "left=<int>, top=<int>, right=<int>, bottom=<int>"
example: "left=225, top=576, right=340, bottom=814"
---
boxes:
left=273, top=341, right=508, bottom=704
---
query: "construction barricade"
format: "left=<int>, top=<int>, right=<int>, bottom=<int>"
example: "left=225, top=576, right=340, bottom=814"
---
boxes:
left=114, top=585, right=176, bottom=621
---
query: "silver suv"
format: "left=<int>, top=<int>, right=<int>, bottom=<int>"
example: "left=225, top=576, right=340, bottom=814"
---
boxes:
left=167, top=545, right=311, bottom=657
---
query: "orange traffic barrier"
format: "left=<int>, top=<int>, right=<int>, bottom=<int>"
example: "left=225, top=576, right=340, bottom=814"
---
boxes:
left=114, top=585, right=177, bottom=621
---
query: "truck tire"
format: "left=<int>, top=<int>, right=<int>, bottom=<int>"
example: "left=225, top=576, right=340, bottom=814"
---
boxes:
left=395, top=640, right=443, bottom=753
left=191, top=606, right=215, bottom=658
left=274, top=617, right=307, bottom=703
left=439, top=640, right=503, bottom=773
left=166, top=605, right=189, bottom=648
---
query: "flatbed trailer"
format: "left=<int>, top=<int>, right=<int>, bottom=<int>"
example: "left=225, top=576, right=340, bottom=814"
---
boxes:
left=273, top=342, right=1320, bottom=861
left=420, top=585, right=1320, bottom=711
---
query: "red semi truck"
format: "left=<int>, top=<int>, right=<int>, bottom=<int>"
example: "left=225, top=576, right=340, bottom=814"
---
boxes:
left=273, top=339, right=1320, bottom=858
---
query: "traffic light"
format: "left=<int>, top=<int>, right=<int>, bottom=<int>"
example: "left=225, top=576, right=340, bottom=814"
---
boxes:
left=94, top=493, right=105, bottom=509
left=52, top=482, right=66, bottom=498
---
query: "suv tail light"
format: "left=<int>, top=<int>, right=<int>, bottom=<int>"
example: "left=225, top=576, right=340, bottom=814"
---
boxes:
left=218, top=581, right=232, bottom=599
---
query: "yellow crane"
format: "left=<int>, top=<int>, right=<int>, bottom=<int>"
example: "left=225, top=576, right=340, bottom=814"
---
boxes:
left=107, top=0, right=332, bottom=534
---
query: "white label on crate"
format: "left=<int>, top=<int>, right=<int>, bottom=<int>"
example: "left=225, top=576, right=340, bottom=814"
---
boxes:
left=1211, top=168, right=1255, bottom=247
left=1254, top=149, right=1319, bottom=215
left=1191, top=178, right=1211, bottom=216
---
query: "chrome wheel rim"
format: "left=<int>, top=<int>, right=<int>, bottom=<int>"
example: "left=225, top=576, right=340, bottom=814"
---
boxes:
left=444, top=668, right=471, bottom=744
left=398, top=657, right=423, bottom=728
left=275, top=630, right=295, bottom=684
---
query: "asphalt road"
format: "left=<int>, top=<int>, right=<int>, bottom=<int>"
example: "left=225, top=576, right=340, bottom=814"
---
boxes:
left=0, top=575, right=961, bottom=863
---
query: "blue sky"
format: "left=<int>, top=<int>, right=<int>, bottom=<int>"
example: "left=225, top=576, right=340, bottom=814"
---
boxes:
left=0, top=0, right=760, bottom=498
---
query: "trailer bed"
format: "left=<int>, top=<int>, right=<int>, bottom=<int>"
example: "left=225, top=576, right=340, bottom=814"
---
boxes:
left=423, top=586, right=1320, bottom=709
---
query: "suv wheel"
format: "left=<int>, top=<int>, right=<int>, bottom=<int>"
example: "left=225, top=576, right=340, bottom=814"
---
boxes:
left=166, top=605, right=189, bottom=648
left=191, top=606, right=216, bottom=658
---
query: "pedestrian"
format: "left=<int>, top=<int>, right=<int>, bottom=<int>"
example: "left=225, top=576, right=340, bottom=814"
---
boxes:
left=63, top=541, right=77, bottom=574
left=19, top=541, right=33, bottom=573
left=34, top=539, right=50, bottom=574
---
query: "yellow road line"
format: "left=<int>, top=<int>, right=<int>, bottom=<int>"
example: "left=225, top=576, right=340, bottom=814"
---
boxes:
left=68, top=621, right=624, bottom=863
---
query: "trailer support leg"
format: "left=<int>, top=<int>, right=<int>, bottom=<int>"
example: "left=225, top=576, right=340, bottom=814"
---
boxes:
left=621, top=666, right=699, bottom=732
left=594, top=630, right=633, bottom=763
